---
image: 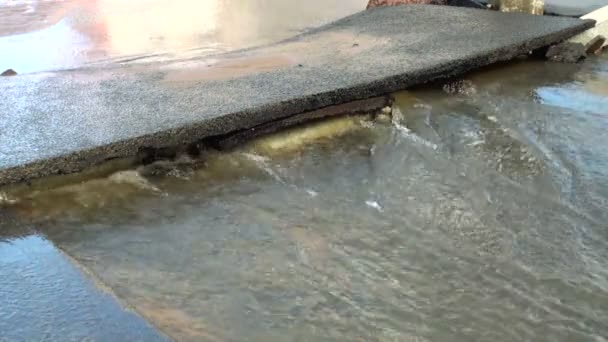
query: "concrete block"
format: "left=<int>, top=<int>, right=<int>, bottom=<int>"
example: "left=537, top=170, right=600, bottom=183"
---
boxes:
left=569, top=6, right=608, bottom=48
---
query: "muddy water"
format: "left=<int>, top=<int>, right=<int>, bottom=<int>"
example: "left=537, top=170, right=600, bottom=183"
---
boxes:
left=3, top=55, right=608, bottom=341
left=0, top=0, right=367, bottom=74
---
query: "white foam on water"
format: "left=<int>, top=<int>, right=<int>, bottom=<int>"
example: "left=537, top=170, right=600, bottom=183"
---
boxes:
left=241, top=152, right=287, bottom=185
left=0, top=192, right=17, bottom=205
left=108, top=170, right=161, bottom=193
left=306, top=189, right=319, bottom=197
left=365, top=200, right=384, bottom=212
left=391, top=106, right=439, bottom=151
left=396, top=125, right=439, bottom=151
left=468, top=140, right=485, bottom=147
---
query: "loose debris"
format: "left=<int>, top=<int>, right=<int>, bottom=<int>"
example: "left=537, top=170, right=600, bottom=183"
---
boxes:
left=1, top=69, right=17, bottom=77
left=545, top=42, right=587, bottom=63
left=585, top=35, right=606, bottom=55
left=568, top=5, right=608, bottom=54
left=443, top=79, right=477, bottom=96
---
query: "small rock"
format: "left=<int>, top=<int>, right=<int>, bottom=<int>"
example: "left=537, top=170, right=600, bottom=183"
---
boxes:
left=376, top=112, right=392, bottom=124
left=136, top=146, right=178, bottom=165
left=545, top=42, right=586, bottom=64
left=138, top=157, right=195, bottom=178
left=443, top=79, right=477, bottom=96
left=1, top=69, right=17, bottom=77
left=376, top=107, right=393, bottom=123
left=585, top=35, right=606, bottom=55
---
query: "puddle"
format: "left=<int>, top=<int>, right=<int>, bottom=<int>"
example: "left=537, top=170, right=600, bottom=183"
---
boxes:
left=0, top=233, right=166, bottom=341
left=0, top=0, right=368, bottom=74
left=163, top=54, right=297, bottom=83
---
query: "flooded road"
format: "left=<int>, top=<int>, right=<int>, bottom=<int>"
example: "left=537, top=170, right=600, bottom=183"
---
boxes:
left=3, top=55, right=608, bottom=341
left=0, top=0, right=367, bottom=74
left=2, top=1, right=608, bottom=340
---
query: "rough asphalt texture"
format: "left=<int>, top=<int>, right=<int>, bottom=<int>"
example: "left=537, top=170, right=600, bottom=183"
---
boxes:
left=0, top=5, right=594, bottom=186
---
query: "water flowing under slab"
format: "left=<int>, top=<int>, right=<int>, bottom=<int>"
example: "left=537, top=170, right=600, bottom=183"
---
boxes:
left=0, top=5, right=594, bottom=186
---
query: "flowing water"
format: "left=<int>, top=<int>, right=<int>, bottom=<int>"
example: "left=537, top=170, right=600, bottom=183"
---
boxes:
left=2, top=1, right=608, bottom=340
left=2, top=55, right=608, bottom=341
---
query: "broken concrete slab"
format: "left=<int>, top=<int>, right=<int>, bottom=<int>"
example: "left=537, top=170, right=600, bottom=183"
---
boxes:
left=0, top=5, right=594, bottom=186
left=569, top=6, right=608, bottom=49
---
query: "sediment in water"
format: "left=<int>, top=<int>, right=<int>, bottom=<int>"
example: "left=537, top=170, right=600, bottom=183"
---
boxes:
left=1, top=98, right=390, bottom=216
left=0, top=6, right=593, bottom=187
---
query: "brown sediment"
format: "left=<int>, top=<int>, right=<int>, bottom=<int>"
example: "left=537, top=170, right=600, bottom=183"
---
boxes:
left=135, top=300, right=224, bottom=342
left=582, top=78, right=608, bottom=97
left=164, top=54, right=296, bottom=82
left=262, top=31, right=385, bottom=59
left=289, top=226, right=331, bottom=267
left=2, top=96, right=387, bottom=224
left=2, top=157, right=137, bottom=199
left=8, top=169, right=162, bottom=224
left=162, top=32, right=384, bottom=84
left=214, top=96, right=390, bottom=150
